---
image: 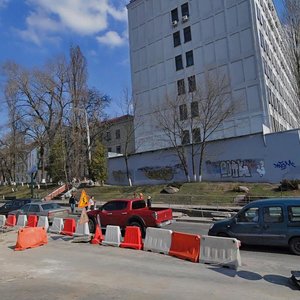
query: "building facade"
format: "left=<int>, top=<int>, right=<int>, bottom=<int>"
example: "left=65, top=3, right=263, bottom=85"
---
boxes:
left=101, top=115, right=135, bottom=156
left=127, top=0, right=300, bottom=152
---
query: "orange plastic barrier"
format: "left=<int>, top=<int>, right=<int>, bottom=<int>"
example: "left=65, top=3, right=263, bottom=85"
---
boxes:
left=91, top=224, right=104, bottom=244
left=120, top=226, right=143, bottom=250
left=5, top=215, right=16, bottom=227
left=15, top=227, right=48, bottom=251
left=61, top=218, right=76, bottom=236
left=169, top=232, right=201, bottom=263
left=27, top=215, right=38, bottom=227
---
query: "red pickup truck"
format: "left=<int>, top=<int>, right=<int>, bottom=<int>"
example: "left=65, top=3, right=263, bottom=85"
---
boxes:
left=87, top=198, right=173, bottom=236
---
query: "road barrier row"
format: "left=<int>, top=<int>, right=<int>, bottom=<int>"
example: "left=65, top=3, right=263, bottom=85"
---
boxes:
left=5, top=215, right=242, bottom=269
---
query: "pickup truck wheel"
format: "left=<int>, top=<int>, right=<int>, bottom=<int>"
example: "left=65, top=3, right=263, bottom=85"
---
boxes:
left=129, top=222, right=145, bottom=238
left=289, top=237, right=300, bottom=255
left=88, top=218, right=96, bottom=234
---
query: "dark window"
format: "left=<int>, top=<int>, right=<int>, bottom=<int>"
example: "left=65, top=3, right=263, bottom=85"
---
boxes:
left=188, top=75, right=196, bottom=92
left=22, top=204, right=31, bottom=213
left=288, top=206, right=300, bottom=222
left=237, top=207, right=259, bottom=223
left=175, top=55, right=183, bottom=71
left=108, top=147, right=112, bottom=152
left=132, top=200, right=146, bottom=210
left=103, top=201, right=127, bottom=211
left=115, top=129, right=120, bottom=139
left=116, top=146, right=121, bottom=153
left=106, top=131, right=111, bottom=141
left=179, top=104, right=188, bottom=120
left=263, top=206, right=283, bottom=223
left=186, top=50, right=194, bottom=67
left=184, top=26, right=192, bottom=43
left=192, top=128, right=201, bottom=143
left=191, top=101, right=199, bottom=118
left=177, top=79, right=186, bottom=95
left=181, top=130, right=190, bottom=145
left=181, top=2, right=189, bottom=17
left=28, top=205, right=40, bottom=213
left=173, top=31, right=181, bottom=47
left=171, top=8, right=179, bottom=22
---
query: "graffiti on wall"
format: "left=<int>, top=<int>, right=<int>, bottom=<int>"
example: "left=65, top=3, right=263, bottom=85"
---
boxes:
left=206, top=159, right=266, bottom=178
left=273, top=160, right=296, bottom=170
left=138, top=164, right=182, bottom=181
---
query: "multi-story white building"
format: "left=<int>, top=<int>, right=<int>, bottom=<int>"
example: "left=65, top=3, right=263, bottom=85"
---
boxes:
left=127, top=0, right=300, bottom=153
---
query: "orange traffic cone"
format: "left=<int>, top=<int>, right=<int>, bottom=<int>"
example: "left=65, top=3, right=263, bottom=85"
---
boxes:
left=91, top=224, right=103, bottom=244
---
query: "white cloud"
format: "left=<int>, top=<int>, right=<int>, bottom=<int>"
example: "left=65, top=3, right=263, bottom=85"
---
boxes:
left=96, top=31, right=126, bottom=47
left=0, top=0, right=9, bottom=8
left=18, top=0, right=128, bottom=46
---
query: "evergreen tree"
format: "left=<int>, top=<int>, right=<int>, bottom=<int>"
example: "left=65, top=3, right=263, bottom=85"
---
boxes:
left=90, top=140, right=107, bottom=184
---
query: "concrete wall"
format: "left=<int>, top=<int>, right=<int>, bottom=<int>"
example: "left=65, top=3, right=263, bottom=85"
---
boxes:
left=107, top=129, right=300, bottom=184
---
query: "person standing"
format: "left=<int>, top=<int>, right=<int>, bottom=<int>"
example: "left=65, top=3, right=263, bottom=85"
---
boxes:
left=69, top=193, right=77, bottom=213
left=88, top=196, right=95, bottom=210
left=147, top=196, right=152, bottom=208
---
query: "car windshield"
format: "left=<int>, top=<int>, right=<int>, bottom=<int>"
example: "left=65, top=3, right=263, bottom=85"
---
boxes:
left=41, top=203, right=61, bottom=210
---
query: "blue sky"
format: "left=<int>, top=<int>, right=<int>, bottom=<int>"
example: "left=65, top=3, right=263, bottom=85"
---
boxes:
left=0, top=0, right=284, bottom=120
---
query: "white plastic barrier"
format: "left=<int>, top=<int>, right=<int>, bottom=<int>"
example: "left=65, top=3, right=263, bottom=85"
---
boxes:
left=49, top=217, right=64, bottom=233
left=102, top=225, right=122, bottom=247
left=73, top=221, right=90, bottom=237
left=16, top=215, right=27, bottom=227
left=200, top=235, right=242, bottom=270
left=37, top=216, right=49, bottom=231
left=143, top=227, right=172, bottom=254
left=0, top=215, right=6, bottom=227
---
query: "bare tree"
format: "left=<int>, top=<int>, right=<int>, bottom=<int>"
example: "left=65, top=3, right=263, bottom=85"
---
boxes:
left=282, top=0, right=300, bottom=97
left=156, top=71, right=234, bottom=182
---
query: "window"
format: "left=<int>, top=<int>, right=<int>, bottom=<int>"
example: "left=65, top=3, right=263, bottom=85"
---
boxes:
left=181, top=2, right=189, bottom=17
left=188, top=75, right=196, bottom=92
left=191, top=101, right=199, bottom=118
left=171, top=8, right=179, bottom=22
left=179, top=104, right=188, bottom=120
left=175, top=55, right=183, bottom=71
left=186, top=50, right=194, bottom=67
left=288, top=206, right=300, bottom=222
left=184, top=26, right=192, bottom=43
left=192, top=128, right=201, bottom=143
left=103, top=201, right=127, bottom=211
left=115, top=129, right=120, bottom=139
left=22, top=204, right=31, bottom=213
left=132, top=200, right=146, bottom=210
left=106, top=131, right=111, bottom=141
left=237, top=207, right=259, bottom=223
left=108, top=147, right=112, bottom=152
left=116, top=146, right=121, bottom=153
left=177, top=79, right=186, bottom=95
left=28, top=204, right=40, bottom=213
left=173, top=31, right=181, bottom=47
left=181, top=130, right=190, bottom=145
left=263, top=206, right=283, bottom=223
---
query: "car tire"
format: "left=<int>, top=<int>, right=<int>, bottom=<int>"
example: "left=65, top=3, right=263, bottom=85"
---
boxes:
left=289, top=237, right=300, bottom=255
left=129, top=221, right=145, bottom=238
left=88, top=217, right=96, bottom=234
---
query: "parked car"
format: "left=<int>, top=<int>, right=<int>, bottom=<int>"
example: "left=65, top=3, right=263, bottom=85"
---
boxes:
left=9, top=202, right=70, bottom=223
left=208, top=198, right=300, bottom=255
left=87, top=198, right=173, bottom=236
left=0, top=198, right=40, bottom=216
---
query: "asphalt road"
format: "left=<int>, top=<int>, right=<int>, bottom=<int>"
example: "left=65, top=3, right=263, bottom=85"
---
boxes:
left=0, top=222, right=299, bottom=299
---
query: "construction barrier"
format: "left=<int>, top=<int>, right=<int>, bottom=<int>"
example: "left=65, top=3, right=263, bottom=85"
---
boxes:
left=37, top=216, right=49, bottom=231
left=5, top=215, right=17, bottom=227
left=15, top=227, right=48, bottom=251
left=49, top=217, right=64, bottom=233
left=61, top=218, right=76, bottom=236
left=102, top=225, right=122, bottom=247
left=27, top=215, right=38, bottom=227
left=91, top=224, right=104, bottom=244
left=74, top=221, right=90, bottom=237
left=200, top=235, right=242, bottom=270
left=169, top=232, right=201, bottom=263
left=0, top=215, right=6, bottom=227
left=16, top=215, right=27, bottom=227
left=120, top=226, right=143, bottom=250
left=144, top=227, right=172, bottom=254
